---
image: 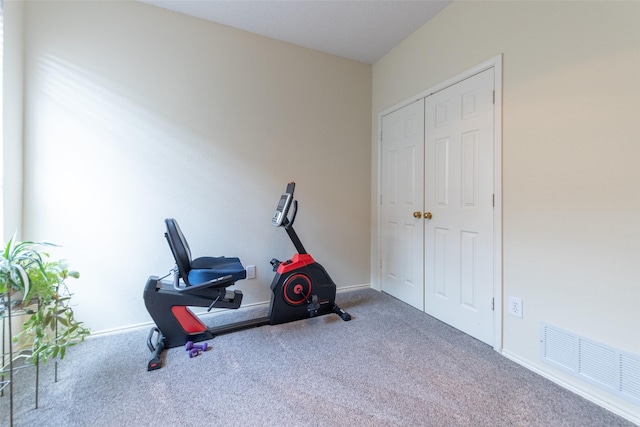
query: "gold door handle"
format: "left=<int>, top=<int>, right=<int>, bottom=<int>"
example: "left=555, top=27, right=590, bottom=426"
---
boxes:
left=413, top=211, right=422, bottom=219
left=424, top=212, right=433, bottom=220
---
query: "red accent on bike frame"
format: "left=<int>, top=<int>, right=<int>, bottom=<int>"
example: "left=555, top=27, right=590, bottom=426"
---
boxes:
left=171, top=306, right=207, bottom=334
left=277, top=253, right=315, bottom=274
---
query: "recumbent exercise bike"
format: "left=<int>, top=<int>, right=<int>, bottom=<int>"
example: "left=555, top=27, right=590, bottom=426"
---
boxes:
left=144, top=182, right=351, bottom=370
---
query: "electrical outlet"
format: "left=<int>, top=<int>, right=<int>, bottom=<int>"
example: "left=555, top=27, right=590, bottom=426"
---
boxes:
left=246, top=265, right=256, bottom=279
left=508, top=296, right=523, bottom=318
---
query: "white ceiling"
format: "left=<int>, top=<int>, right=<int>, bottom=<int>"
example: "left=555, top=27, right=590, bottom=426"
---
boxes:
left=138, top=0, right=452, bottom=64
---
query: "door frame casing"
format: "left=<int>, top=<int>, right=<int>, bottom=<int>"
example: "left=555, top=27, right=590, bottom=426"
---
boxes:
left=374, top=55, right=503, bottom=351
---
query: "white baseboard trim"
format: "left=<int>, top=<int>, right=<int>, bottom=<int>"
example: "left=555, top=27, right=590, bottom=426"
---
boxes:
left=501, top=349, right=640, bottom=426
left=89, top=321, right=155, bottom=338
left=90, top=300, right=273, bottom=338
left=337, top=283, right=373, bottom=293
left=90, top=284, right=374, bottom=338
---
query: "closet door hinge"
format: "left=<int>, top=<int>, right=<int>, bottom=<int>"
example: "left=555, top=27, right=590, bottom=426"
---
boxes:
left=492, top=194, right=495, bottom=207
left=492, top=90, right=495, bottom=104
left=492, top=298, right=495, bottom=311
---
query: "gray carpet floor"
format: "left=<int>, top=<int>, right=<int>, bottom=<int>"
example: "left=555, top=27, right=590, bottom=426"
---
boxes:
left=2, top=288, right=635, bottom=426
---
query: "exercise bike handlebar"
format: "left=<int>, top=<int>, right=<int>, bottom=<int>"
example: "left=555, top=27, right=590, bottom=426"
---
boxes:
left=284, top=200, right=298, bottom=229
left=284, top=199, right=307, bottom=254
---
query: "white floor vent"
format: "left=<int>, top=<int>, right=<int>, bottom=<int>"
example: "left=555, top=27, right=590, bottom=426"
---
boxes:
left=540, top=323, right=640, bottom=405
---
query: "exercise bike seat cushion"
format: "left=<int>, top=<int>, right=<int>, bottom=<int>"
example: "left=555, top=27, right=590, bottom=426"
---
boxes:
left=188, top=256, right=247, bottom=286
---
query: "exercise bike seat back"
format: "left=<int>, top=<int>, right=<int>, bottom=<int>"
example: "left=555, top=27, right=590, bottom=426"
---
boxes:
left=164, top=218, right=246, bottom=288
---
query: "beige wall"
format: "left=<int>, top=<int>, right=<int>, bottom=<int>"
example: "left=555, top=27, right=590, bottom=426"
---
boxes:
left=372, top=1, right=639, bottom=419
left=20, top=1, right=371, bottom=332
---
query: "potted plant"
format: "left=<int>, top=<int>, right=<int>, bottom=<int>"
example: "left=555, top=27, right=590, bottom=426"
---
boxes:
left=1, top=236, right=90, bottom=363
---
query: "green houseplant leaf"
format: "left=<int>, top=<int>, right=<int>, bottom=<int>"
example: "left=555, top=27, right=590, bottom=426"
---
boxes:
left=2, top=238, right=90, bottom=364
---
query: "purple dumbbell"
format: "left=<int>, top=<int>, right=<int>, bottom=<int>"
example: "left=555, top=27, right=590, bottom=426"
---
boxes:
left=185, top=341, right=208, bottom=352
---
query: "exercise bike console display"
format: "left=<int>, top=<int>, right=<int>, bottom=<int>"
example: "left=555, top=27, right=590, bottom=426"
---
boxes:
left=271, top=193, right=292, bottom=227
left=143, top=181, right=351, bottom=371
